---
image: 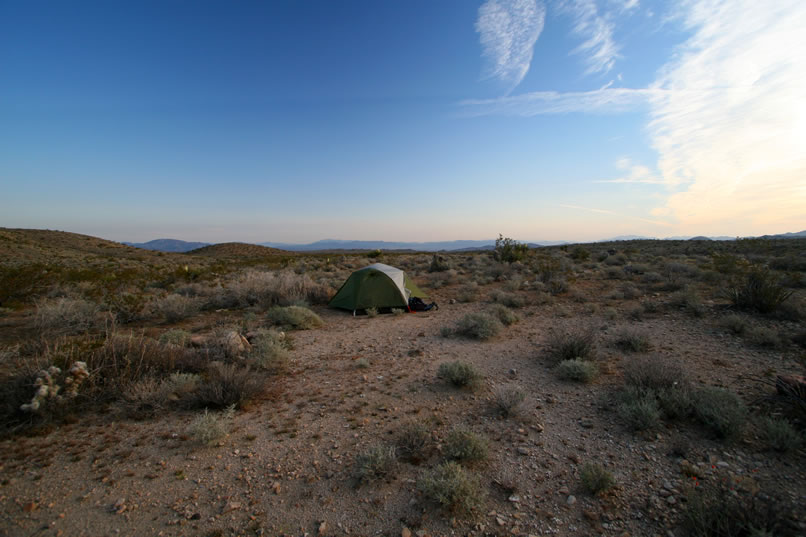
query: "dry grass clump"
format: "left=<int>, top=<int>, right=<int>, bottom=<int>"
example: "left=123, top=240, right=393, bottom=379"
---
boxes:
left=122, top=372, right=201, bottom=418
left=617, top=388, right=662, bottom=431
left=489, top=290, right=526, bottom=308
left=395, top=421, right=432, bottom=463
left=455, top=283, right=480, bottom=303
left=159, top=328, right=192, bottom=347
left=250, top=329, right=290, bottom=373
left=758, top=416, right=803, bottom=453
left=555, top=359, right=599, bottom=383
left=492, top=385, right=525, bottom=417
left=544, top=326, right=597, bottom=363
left=149, top=293, right=201, bottom=322
left=613, top=328, right=652, bottom=353
left=744, top=325, right=785, bottom=349
left=438, top=361, right=482, bottom=389
left=267, top=305, right=323, bottom=330
left=223, top=270, right=331, bottom=308
left=443, top=428, right=489, bottom=464
left=691, top=387, right=747, bottom=440
left=721, top=314, right=749, bottom=335
left=489, top=304, right=519, bottom=326
left=192, top=362, right=268, bottom=410
left=35, top=297, right=102, bottom=335
left=668, top=288, right=705, bottom=317
left=354, top=445, right=397, bottom=484
left=446, top=312, right=503, bottom=340
left=622, top=354, right=687, bottom=391
left=580, top=463, right=615, bottom=495
left=187, top=405, right=235, bottom=446
left=417, top=461, right=484, bottom=514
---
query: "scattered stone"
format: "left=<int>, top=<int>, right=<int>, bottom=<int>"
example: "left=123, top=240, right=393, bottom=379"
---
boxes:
left=566, top=495, right=577, bottom=506
left=517, top=447, right=530, bottom=456
left=508, top=495, right=521, bottom=503
left=318, top=521, right=328, bottom=535
left=22, top=501, right=38, bottom=513
left=558, top=486, right=570, bottom=495
left=401, top=528, right=412, bottom=537
left=579, top=419, right=594, bottom=429
left=666, top=496, right=677, bottom=505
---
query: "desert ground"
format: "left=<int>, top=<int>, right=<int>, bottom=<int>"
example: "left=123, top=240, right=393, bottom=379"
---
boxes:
left=1, top=228, right=804, bottom=537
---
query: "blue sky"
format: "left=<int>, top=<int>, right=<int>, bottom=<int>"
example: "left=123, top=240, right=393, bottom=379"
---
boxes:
left=1, top=0, right=804, bottom=243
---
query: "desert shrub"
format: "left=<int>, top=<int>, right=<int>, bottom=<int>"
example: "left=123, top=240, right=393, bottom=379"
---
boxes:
left=683, top=481, right=796, bottom=537
left=187, top=406, right=235, bottom=446
left=604, top=253, right=627, bottom=266
left=668, top=288, right=705, bottom=317
left=656, top=386, right=694, bottom=420
left=192, top=363, right=267, bottom=410
left=555, top=359, right=599, bottom=383
left=159, top=329, right=192, bottom=347
left=546, top=277, right=568, bottom=295
left=641, top=271, right=664, bottom=284
left=769, top=299, right=805, bottom=322
left=604, top=267, right=624, bottom=280
left=613, top=328, right=651, bottom=353
left=721, top=314, right=749, bottom=335
left=418, top=461, right=484, bottom=514
left=451, top=312, right=502, bottom=340
left=662, top=262, right=699, bottom=288
left=438, top=361, right=482, bottom=389
left=580, top=463, right=615, bottom=495
left=544, top=326, right=596, bottom=363
left=35, top=297, right=102, bottom=335
left=456, top=283, right=480, bottom=303
left=489, top=304, right=519, bottom=326
left=494, top=235, right=529, bottom=264
left=623, top=355, right=687, bottom=391
left=758, top=416, right=803, bottom=453
left=395, top=421, right=432, bottom=463
left=365, top=307, right=378, bottom=318
left=354, top=445, right=397, bottom=483
left=224, top=270, right=331, bottom=308
left=490, top=290, right=526, bottom=308
left=428, top=254, right=450, bottom=273
left=492, top=385, right=525, bottom=417
left=745, top=326, right=784, bottom=349
left=623, top=263, right=650, bottom=275
left=793, top=329, right=806, bottom=349
left=355, top=358, right=370, bottom=368
left=726, top=269, right=793, bottom=314
left=150, top=294, right=201, bottom=323
left=444, top=428, right=489, bottom=463
left=122, top=373, right=201, bottom=418
left=617, top=390, right=662, bottom=431
left=619, top=283, right=641, bottom=300
left=391, top=308, right=405, bottom=316
left=250, top=329, right=290, bottom=373
left=570, top=246, right=590, bottom=261
left=267, top=305, right=322, bottom=330
left=692, top=387, right=747, bottom=440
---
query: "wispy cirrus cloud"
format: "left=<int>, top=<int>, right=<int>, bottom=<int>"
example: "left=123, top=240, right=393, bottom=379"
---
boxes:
left=559, top=0, right=620, bottom=74
left=648, top=0, right=806, bottom=235
left=459, top=86, right=661, bottom=116
left=476, top=0, right=546, bottom=90
left=560, top=204, right=673, bottom=227
left=595, top=157, right=667, bottom=184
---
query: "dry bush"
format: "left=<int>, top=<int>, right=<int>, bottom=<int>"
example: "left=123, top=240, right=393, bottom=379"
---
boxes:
left=122, top=373, right=201, bottom=418
left=726, top=269, right=793, bottom=314
left=721, top=314, right=749, bottom=335
left=149, top=293, right=201, bottom=323
left=692, top=387, right=748, bottom=440
left=159, top=329, right=192, bottom=347
left=490, top=290, right=526, bottom=308
left=455, top=283, right=480, bottom=303
left=617, top=389, right=662, bottom=431
left=354, top=445, right=397, bottom=484
left=187, top=406, right=235, bottom=446
left=489, top=304, right=519, bottom=326
left=267, top=305, right=323, bottom=330
left=35, top=297, right=102, bottom=335
left=438, top=361, right=482, bottom=389
left=544, top=326, right=597, bottom=363
left=223, top=270, right=332, bottom=308
left=623, top=354, right=687, bottom=391
left=758, top=416, right=803, bottom=453
left=668, top=288, right=705, bottom=317
left=492, top=385, right=525, bottom=417
left=449, top=312, right=502, bottom=340
left=191, top=362, right=268, bottom=410
left=250, top=329, right=290, bottom=373
left=613, top=328, right=651, bottom=353
left=580, top=463, right=615, bottom=495
left=555, top=359, right=599, bottom=383
left=418, top=462, right=484, bottom=514
left=395, top=421, right=432, bottom=463
left=443, top=428, right=489, bottom=464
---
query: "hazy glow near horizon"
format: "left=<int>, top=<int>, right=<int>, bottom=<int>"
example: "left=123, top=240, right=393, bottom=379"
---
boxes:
left=1, top=0, right=803, bottom=243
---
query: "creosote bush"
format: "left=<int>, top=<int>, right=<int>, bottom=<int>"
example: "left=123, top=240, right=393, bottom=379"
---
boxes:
left=623, top=355, right=687, bottom=391
left=613, top=328, right=651, bottom=353
left=192, top=362, right=267, bottom=410
left=268, top=305, right=323, bottom=330
left=451, top=312, right=502, bottom=340
left=444, top=428, right=489, bottom=464
left=692, top=387, right=747, bottom=440
left=354, top=445, right=397, bottom=484
left=150, top=294, right=201, bottom=323
left=438, top=361, right=482, bottom=389
left=758, top=416, right=802, bottom=453
left=580, top=463, right=615, bottom=495
left=617, top=389, right=662, bottom=431
left=418, top=462, right=484, bottom=514
left=555, top=359, right=599, bottom=383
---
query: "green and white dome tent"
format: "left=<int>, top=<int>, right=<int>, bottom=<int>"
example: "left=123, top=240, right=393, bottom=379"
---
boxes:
left=328, top=263, right=428, bottom=314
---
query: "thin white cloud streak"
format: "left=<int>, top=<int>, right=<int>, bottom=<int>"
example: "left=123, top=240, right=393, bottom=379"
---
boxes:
left=595, top=157, right=667, bottom=184
left=648, top=0, right=806, bottom=235
left=459, top=87, right=662, bottom=116
left=476, top=0, right=546, bottom=90
left=559, top=0, right=620, bottom=74
left=560, top=204, right=673, bottom=227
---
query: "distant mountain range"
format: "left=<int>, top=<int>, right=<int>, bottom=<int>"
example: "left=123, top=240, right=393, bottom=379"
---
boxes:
left=123, top=231, right=806, bottom=253
left=122, top=239, right=211, bottom=252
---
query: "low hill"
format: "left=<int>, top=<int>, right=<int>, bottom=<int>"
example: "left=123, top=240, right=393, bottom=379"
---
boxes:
left=124, top=238, right=210, bottom=252
left=187, top=242, right=291, bottom=258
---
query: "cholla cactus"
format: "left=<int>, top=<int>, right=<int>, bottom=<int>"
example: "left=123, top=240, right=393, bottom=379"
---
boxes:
left=20, top=361, right=89, bottom=412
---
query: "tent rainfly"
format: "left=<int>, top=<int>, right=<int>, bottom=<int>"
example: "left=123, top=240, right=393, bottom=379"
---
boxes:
left=328, top=263, right=427, bottom=314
